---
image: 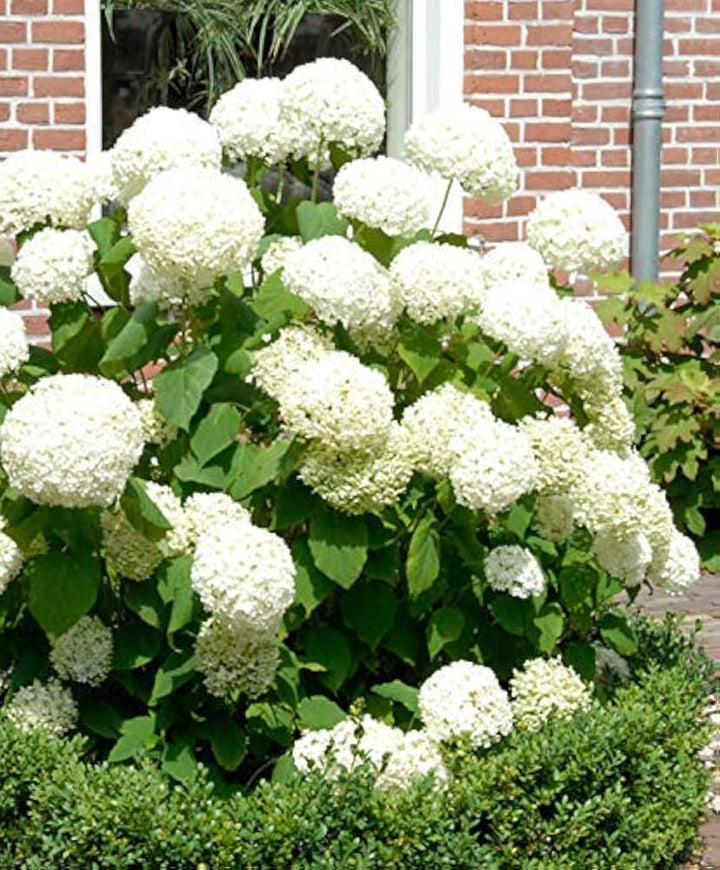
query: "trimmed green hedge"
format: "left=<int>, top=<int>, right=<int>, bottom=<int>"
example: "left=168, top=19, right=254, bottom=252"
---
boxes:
left=1, top=618, right=711, bottom=869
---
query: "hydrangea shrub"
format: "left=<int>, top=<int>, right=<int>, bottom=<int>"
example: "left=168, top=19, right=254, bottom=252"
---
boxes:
left=0, top=59, right=704, bottom=789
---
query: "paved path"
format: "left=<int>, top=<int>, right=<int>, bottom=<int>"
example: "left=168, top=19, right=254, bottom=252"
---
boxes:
left=633, top=572, right=719, bottom=868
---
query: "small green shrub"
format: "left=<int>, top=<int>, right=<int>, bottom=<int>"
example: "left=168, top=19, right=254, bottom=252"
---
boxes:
left=1, top=645, right=710, bottom=869
left=597, top=226, right=720, bottom=568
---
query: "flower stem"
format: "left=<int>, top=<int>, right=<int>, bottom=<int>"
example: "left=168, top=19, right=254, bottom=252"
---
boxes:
left=431, top=178, right=454, bottom=238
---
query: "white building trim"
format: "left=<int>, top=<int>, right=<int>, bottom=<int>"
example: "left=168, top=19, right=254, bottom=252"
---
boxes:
left=84, top=0, right=103, bottom=160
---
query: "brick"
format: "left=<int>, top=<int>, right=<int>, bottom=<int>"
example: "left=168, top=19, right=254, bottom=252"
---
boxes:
left=527, top=24, right=573, bottom=45
left=31, top=20, right=84, bottom=43
left=465, top=25, right=522, bottom=46
left=32, top=128, right=86, bottom=150
left=510, top=50, right=539, bottom=70
left=583, top=169, right=631, bottom=186
left=53, top=49, right=84, bottom=72
left=601, top=149, right=629, bottom=167
left=465, top=1, right=503, bottom=20
left=468, top=219, right=520, bottom=242
left=662, top=146, right=689, bottom=163
left=0, top=47, right=6, bottom=69
left=679, top=39, right=720, bottom=54
left=663, top=59, right=690, bottom=75
left=664, top=104, right=690, bottom=122
left=514, top=146, right=538, bottom=167
left=509, top=98, right=539, bottom=116
left=673, top=210, right=720, bottom=228
left=464, top=74, right=520, bottom=94
left=54, top=101, right=85, bottom=124
left=523, top=73, right=571, bottom=93
left=572, top=59, right=598, bottom=78
left=676, top=126, right=720, bottom=143
left=691, top=147, right=720, bottom=163
left=614, top=127, right=631, bottom=145
left=573, top=126, right=611, bottom=145
left=666, top=0, right=706, bottom=10
left=694, top=60, right=720, bottom=76
left=574, top=16, right=599, bottom=34
left=602, top=15, right=629, bottom=33
left=690, top=190, right=717, bottom=208
left=524, top=169, right=576, bottom=189
left=52, top=0, right=84, bottom=9
left=11, top=0, right=46, bottom=11
left=574, top=37, right=615, bottom=55
left=661, top=169, right=702, bottom=186
left=599, top=191, right=629, bottom=210
left=601, top=105, right=628, bottom=122
left=508, top=2, right=538, bottom=19
left=665, top=16, right=692, bottom=33
left=23, top=315, right=51, bottom=337
left=601, top=59, right=631, bottom=77
left=0, top=21, right=26, bottom=42
left=665, top=81, right=704, bottom=100
left=0, top=129, right=28, bottom=150
left=0, top=76, right=27, bottom=96
left=541, top=145, right=571, bottom=165
left=542, top=97, right=571, bottom=115
left=585, top=0, right=633, bottom=10
left=542, top=48, right=572, bottom=68
left=661, top=190, right=687, bottom=208
left=526, top=121, right=570, bottom=141
left=507, top=195, right=537, bottom=217
left=707, top=82, right=720, bottom=100
left=541, top=0, right=574, bottom=16
left=582, top=81, right=632, bottom=100
left=0, top=101, right=9, bottom=122
left=465, top=200, right=504, bottom=219
left=696, top=17, right=720, bottom=32
left=466, top=96, right=506, bottom=115
left=16, top=101, right=48, bottom=122
left=33, top=76, right=84, bottom=98
left=12, top=48, right=48, bottom=70
left=572, top=104, right=597, bottom=123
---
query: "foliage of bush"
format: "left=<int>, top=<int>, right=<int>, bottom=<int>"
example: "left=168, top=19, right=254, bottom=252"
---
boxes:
left=0, top=643, right=710, bottom=868
left=597, top=225, right=720, bottom=569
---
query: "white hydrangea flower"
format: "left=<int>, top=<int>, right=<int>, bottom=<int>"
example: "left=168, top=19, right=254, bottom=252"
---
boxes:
left=11, top=228, right=94, bottom=305
left=195, top=617, right=280, bottom=698
left=128, top=166, right=264, bottom=294
left=582, top=392, right=636, bottom=452
left=519, top=414, right=590, bottom=495
left=183, top=491, right=250, bottom=547
left=210, top=77, right=291, bottom=165
left=647, top=530, right=701, bottom=596
left=0, top=526, right=22, bottom=595
left=485, top=545, right=546, bottom=599
left=299, top=423, right=414, bottom=515
left=279, top=58, right=385, bottom=168
left=402, top=383, right=494, bottom=478
left=526, top=189, right=627, bottom=275
left=282, top=236, right=400, bottom=343
left=126, top=253, right=183, bottom=309
left=0, top=374, right=144, bottom=508
left=477, top=280, right=568, bottom=365
left=279, top=350, right=395, bottom=452
left=260, top=236, right=303, bottom=276
left=0, top=308, right=29, bottom=377
left=5, top=678, right=77, bottom=736
left=480, top=242, right=549, bottom=288
left=390, top=241, right=486, bottom=325
left=0, top=234, right=14, bottom=267
left=375, top=730, right=448, bottom=792
left=405, top=105, right=517, bottom=202
left=293, top=715, right=403, bottom=778
left=136, top=398, right=178, bottom=447
left=85, top=150, right=119, bottom=204
left=252, top=324, right=334, bottom=403
left=0, top=150, right=94, bottom=233
left=533, top=494, right=575, bottom=542
left=334, top=157, right=433, bottom=237
left=554, top=298, right=624, bottom=394
left=449, top=419, right=538, bottom=515
left=101, top=482, right=191, bottom=581
left=510, top=657, right=592, bottom=731
left=50, top=616, right=113, bottom=686
left=593, top=528, right=652, bottom=587
left=191, top=517, right=295, bottom=634
left=419, top=660, right=513, bottom=748
left=110, top=106, right=222, bottom=203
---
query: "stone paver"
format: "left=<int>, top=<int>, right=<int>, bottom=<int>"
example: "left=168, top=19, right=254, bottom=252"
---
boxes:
left=634, top=572, right=719, bottom=868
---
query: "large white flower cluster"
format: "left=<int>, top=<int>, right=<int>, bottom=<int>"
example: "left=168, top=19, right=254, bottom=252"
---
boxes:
left=526, top=189, right=627, bottom=275
left=0, top=524, right=22, bottom=595
left=128, top=166, right=264, bottom=294
left=282, top=236, right=399, bottom=345
left=298, top=423, right=414, bottom=515
left=260, top=236, right=303, bottom=277
left=334, top=157, right=433, bottom=237
left=292, top=715, right=447, bottom=792
left=50, top=616, right=114, bottom=686
left=402, top=384, right=494, bottom=478
left=126, top=254, right=183, bottom=309
left=390, top=241, right=486, bottom=325
left=448, top=418, right=537, bottom=515
left=480, top=242, right=549, bottom=288
left=5, top=678, right=77, bottom=736
left=252, top=325, right=334, bottom=402
left=102, top=483, right=190, bottom=581
left=210, top=78, right=291, bottom=165
left=0, top=308, right=29, bottom=377
left=0, top=150, right=94, bottom=233
left=593, top=528, right=652, bottom=587
left=519, top=414, right=590, bottom=495
left=191, top=517, right=295, bottom=635
left=533, top=494, right=575, bottom=543
left=405, top=105, right=518, bottom=202
left=647, top=529, right=701, bottom=596
left=582, top=392, right=636, bottom=452
left=0, top=374, right=144, bottom=508
left=554, top=298, right=624, bottom=395
left=279, top=58, right=385, bottom=168
left=109, top=106, right=222, bottom=203
left=510, top=657, right=592, bottom=731
left=195, top=617, right=280, bottom=698
left=136, top=397, right=178, bottom=448
left=278, top=350, right=395, bottom=452
left=419, top=660, right=513, bottom=748
left=183, top=492, right=250, bottom=546
left=11, top=228, right=94, bottom=305
left=484, top=545, right=546, bottom=599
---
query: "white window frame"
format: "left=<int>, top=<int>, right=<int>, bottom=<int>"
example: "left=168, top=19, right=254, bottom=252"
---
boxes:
left=84, top=0, right=103, bottom=162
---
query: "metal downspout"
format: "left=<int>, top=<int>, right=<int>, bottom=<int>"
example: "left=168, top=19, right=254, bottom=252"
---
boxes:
left=631, top=0, right=666, bottom=282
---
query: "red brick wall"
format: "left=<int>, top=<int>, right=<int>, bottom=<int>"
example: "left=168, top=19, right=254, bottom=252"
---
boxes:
left=0, top=0, right=87, bottom=156
left=464, top=0, right=720, bottom=267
